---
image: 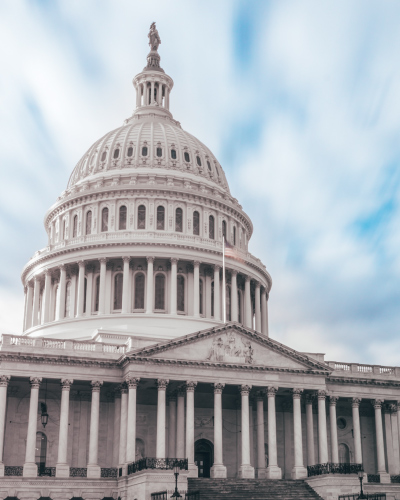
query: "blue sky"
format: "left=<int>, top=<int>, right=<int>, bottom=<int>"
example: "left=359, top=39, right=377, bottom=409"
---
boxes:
left=0, top=0, right=399, bottom=365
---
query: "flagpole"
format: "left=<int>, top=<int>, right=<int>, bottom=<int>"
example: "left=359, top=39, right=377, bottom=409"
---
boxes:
left=222, top=236, right=226, bottom=324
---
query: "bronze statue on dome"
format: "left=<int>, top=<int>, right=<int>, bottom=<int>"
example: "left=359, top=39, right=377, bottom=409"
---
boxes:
left=148, top=22, right=161, bottom=51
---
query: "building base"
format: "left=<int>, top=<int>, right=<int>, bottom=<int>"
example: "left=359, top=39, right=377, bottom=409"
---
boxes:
left=256, top=467, right=267, bottom=478
left=120, top=463, right=128, bottom=476
left=0, top=463, right=3, bottom=477
left=238, top=465, right=255, bottom=478
left=211, top=464, right=227, bottom=478
left=87, top=464, right=101, bottom=478
left=266, top=465, right=282, bottom=479
left=56, top=463, right=70, bottom=477
left=187, top=462, right=199, bottom=477
left=379, top=472, right=391, bottom=484
left=23, top=462, right=38, bottom=477
left=291, top=466, right=308, bottom=479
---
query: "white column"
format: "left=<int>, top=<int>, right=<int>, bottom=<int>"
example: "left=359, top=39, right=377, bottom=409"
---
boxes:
left=165, top=87, right=170, bottom=109
left=42, top=270, right=52, bottom=324
left=211, top=383, right=227, bottom=477
left=98, top=258, right=107, bottom=315
left=170, top=258, right=177, bottom=315
left=69, top=271, right=77, bottom=318
left=390, top=405, right=400, bottom=475
left=352, top=398, right=363, bottom=464
left=32, top=277, right=41, bottom=327
left=373, top=399, right=389, bottom=481
left=168, top=395, right=177, bottom=458
left=291, top=388, right=307, bottom=479
left=151, top=81, right=155, bottom=104
left=238, top=384, right=255, bottom=478
left=261, top=289, right=268, bottom=336
left=254, top=282, right=261, bottom=332
left=76, top=260, right=86, bottom=317
left=329, top=396, right=339, bottom=463
left=317, top=390, right=328, bottom=463
left=213, top=265, right=221, bottom=321
left=256, top=392, right=266, bottom=478
left=146, top=257, right=154, bottom=314
left=122, top=257, right=131, bottom=314
left=56, top=379, right=73, bottom=477
left=119, top=384, right=128, bottom=469
left=113, top=389, right=121, bottom=466
left=176, top=388, right=185, bottom=458
left=85, top=265, right=94, bottom=315
left=193, top=261, right=200, bottom=317
left=25, top=283, right=34, bottom=330
left=0, top=375, right=10, bottom=476
left=266, top=387, right=282, bottom=478
left=126, top=377, right=140, bottom=463
left=87, top=380, right=103, bottom=478
left=231, top=271, right=238, bottom=322
left=186, top=381, right=197, bottom=476
left=244, top=276, right=252, bottom=328
left=156, top=379, right=169, bottom=458
left=56, top=264, right=67, bottom=320
left=305, top=394, right=315, bottom=466
left=23, top=377, right=42, bottom=477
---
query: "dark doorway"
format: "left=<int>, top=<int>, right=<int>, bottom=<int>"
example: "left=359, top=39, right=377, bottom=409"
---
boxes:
left=194, top=439, right=214, bottom=478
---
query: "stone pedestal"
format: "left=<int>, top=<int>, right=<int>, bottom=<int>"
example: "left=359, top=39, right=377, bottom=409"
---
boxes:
left=211, top=464, right=227, bottom=478
left=187, top=462, right=199, bottom=477
left=23, top=462, right=38, bottom=477
left=266, top=465, right=282, bottom=479
left=291, top=466, right=308, bottom=479
left=256, top=467, right=267, bottom=478
left=56, top=463, right=70, bottom=477
left=87, top=464, right=101, bottom=478
left=238, top=464, right=255, bottom=478
left=0, top=463, right=4, bottom=477
left=379, top=472, right=391, bottom=484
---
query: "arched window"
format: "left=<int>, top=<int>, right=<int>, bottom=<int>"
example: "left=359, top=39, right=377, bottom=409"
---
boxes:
left=157, top=206, right=165, bottom=230
left=211, top=281, right=214, bottom=317
left=94, top=276, right=100, bottom=312
left=113, top=148, right=120, bottom=159
left=193, top=211, right=200, bottom=236
left=113, top=273, right=123, bottom=310
left=72, top=215, right=78, bottom=238
left=171, top=149, right=177, bottom=160
left=184, top=152, right=190, bottom=163
left=339, top=443, right=350, bottom=463
left=101, top=207, right=109, bottom=232
left=127, top=146, right=133, bottom=157
left=207, top=161, right=212, bottom=172
left=199, top=279, right=203, bottom=315
left=86, top=211, right=92, bottom=235
left=101, top=151, right=107, bottom=162
left=134, top=273, right=145, bottom=310
left=119, top=205, right=127, bottom=230
left=137, top=205, right=146, bottom=229
left=83, top=277, right=87, bottom=314
left=215, top=164, right=220, bottom=177
left=226, top=285, right=231, bottom=321
left=177, top=275, right=185, bottom=313
left=156, top=147, right=162, bottom=157
left=196, top=155, right=202, bottom=167
left=64, top=281, right=71, bottom=318
left=222, top=220, right=227, bottom=241
left=175, top=208, right=183, bottom=232
left=233, top=226, right=236, bottom=246
left=238, top=290, right=242, bottom=324
left=155, top=274, right=165, bottom=311
left=142, top=146, right=148, bottom=157
left=209, top=215, right=215, bottom=240
left=35, top=432, right=47, bottom=472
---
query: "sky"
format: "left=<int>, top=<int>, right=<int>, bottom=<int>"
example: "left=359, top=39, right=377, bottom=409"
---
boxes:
left=0, top=0, right=399, bottom=365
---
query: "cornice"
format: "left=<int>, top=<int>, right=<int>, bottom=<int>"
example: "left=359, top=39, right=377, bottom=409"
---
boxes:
left=0, top=352, right=119, bottom=368
left=328, top=377, right=400, bottom=388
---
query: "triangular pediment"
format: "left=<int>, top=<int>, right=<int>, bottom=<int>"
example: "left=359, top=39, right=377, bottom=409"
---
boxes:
left=129, top=323, right=331, bottom=373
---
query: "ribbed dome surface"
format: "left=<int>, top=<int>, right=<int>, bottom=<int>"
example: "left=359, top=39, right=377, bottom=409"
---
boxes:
left=68, top=114, right=230, bottom=193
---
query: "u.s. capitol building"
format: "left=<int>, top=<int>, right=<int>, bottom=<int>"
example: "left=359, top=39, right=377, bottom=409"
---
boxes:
left=1, top=24, right=399, bottom=500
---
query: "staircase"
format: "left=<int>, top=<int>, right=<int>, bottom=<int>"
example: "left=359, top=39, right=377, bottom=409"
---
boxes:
left=187, top=478, right=324, bottom=500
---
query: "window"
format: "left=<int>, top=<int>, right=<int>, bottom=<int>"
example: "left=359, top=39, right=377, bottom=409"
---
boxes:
left=199, top=279, right=203, bottom=315
left=101, top=207, right=109, bottom=232
left=127, top=146, right=133, bottom=157
left=83, top=277, right=87, bottom=314
left=142, top=146, right=148, bottom=157
left=233, top=226, right=236, bottom=246
left=193, top=210, right=200, bottom=236
left=101, top=151, right=107, bottom=162
left=156, top=147, right=162, bottom=157
left=72, top=215, right=78, bottom=238
left=209, top=215, right=215, bottom=239
left=171, top=149, right=177, bottom=160
left=137, top=205, right=146, bottom=229
left=65, top=281, right=71, bottom=318
left=337, top=418, right=347, bottom=430
left=238, top=291, right=242, bottom=324
left=215, top=165, right=220, bottom=176
left=226, top=285, right=231, bottom=321
left=157, top=206, right=165, bottom=230
left=196, top=155, right=202, bottom=167
left=211, top=282, right=214, bottom=317
left=184, top=151, right=190, bottom=162
left=94, top=276, right=100, bottom=312
left=134, top=273, right=145, bottom=310
left=339, top=443, right=350, bottom=463
left=177, top=275, right=185, bottom=312
left=207, top=161, right=212, bottom=172
left=175, top=208, right=183, bottom=232
left=222, top=220, right=227, bottom=241
left=86, top=211, right=92, bottom=235
left=155, top=274, right=165, bottom=310
left=119, top=206, right=127, bottom=230
left=113, top=273, right=123, bottom=310
left=35, top=432, right=47, bottom=472
left=113, top=148, right=120, bottom=159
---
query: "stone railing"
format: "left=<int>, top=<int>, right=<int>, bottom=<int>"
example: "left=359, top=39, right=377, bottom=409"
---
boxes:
left=327, top=361, right=399, bottom=377
left=127, top=458, right=188, bottom=476
left=4, top=466, right=23, bottom=476
left=70, top=467, right=87, bottom=477
left=307, top=463, right=363, bottom=477
left=101, top=467, right=118, bottom=478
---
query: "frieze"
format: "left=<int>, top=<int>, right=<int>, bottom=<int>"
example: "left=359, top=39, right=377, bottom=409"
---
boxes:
left=206, top=332, right=254, bottom=364
left=195, top=416, right=214, bottom=428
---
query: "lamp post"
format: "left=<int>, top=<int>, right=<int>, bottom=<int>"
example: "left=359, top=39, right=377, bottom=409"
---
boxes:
left=171, top=465, right=182, bottom=498
left=358, top=470, right=366, bottom=499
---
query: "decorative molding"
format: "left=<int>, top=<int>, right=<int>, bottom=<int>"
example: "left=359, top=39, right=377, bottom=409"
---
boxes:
left=61, top=379, right=73, bottom=390
left=329, top=396, right=339, bottom=406
left=30, top=377, right=42, bottom=389
left=214, top=383, right=225, bottom=394
left=91, top=380, right=103, bottom=392
left=291, top=388, right=304, bottom=399
left=126, top=377, right=140, bottom=388
left=351, top=397, right=362, bottom=408
left=317, top=390, right=328, bottom=400
left=0, top=375, right=11, bottom=387
left=372, top=399, right=384, bottom=409
left=157, top=379, right=169, bottom=390
left=186, top=381, right=197, bottom=392
left=239, top=384, right=251, bottom=396
left=267, top=386, right=278, bottom=397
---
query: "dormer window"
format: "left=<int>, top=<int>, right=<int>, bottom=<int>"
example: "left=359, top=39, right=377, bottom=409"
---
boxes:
left=113, top=148, right=120, bottom=159
left=156, top=147, right=162, bottom=158
left=142, top=146, right=148, bottom=157
left=127, top=146, right=133, bottom=157
left=101, top=151, right=107, bottom=162
left=184, top=152, right=190, bottom=163
left=171, top=149, right=177, bottom=160
left=196, top=156, right=202, bottom=167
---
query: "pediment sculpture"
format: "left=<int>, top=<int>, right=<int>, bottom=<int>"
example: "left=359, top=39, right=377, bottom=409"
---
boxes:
left=206, top=331, right=254, bottom=364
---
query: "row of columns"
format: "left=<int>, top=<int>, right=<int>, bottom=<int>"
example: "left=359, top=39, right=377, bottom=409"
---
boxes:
left=137, top=81, right=170, bottom=109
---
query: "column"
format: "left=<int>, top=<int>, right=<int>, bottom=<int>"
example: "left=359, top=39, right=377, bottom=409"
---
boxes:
left=87, top=380, right=103, bottom=478
left=56, top=264, right=67, bottom=319
left=266, top=387, right=282, bottom=478
left=213, top=265, right=221, bottom=321
left=261, top=289, right=268, bottom=336
left=98, top=258, right=107, bottom=314
left=23, top=377, right=42, bottom=477
left=122, top=257, right=131, bottom=314
left=238, top=385, right=255, bottom=478
left=329, top=396, right=339, bottom=463
left=383, top=404, right=396, bottom=475
left=32, top=277, right=41, bottom=327
left=211, top=383, right=227, bottom=477
left=255, top=391, right=266, bottom=478
left=165, top=87, right=170, bottom=109
left=317, top=390, right=328, bottom=463
left=231, top=270, right=238, bottom=322
left=193, top=261, right=200, bottom=317
left=56, top=379, right=73, bottom=477
left=291, top=388, right=307, bottom=479
left=42, top=270, right=52, bottom=324
left=390, top=404, right=400, bottom=475
left=146, top=257, right=154, bottom=314
left=76, top=260, right=86, bottom=317
left=143, top=83, right=147, bottom=106
left=0, top=375, right=10, bottom=476
left=126, top=377, right=140, bottom=463
left=113, top=388, right=121, bottom=466
left=85, top=265, right=94, bottom=316
left=69, top=270, right=77, bottom=318
left=25, top=283, right=34, bottom=330
left=156, top=379, right=169, bottom=458
left=372, top=399, right=389, bottom=482
left=176, top=387, right=185, bottom=458
left=244, top=276, right=252, bottom=328
left=170, top=258, right=177, bottom=315
left=254, top=282, right=261, bottom=332
left=168, top=394, right=177, bottom=458
left=119, top=384, right=128, bottom=469
left=186, top=381, right=198, bottom=475
left=151, top=81, right=155, bottom=104
left=305, top=394, right=315, bottom=466
left=352, top=398, right=363, bottom=464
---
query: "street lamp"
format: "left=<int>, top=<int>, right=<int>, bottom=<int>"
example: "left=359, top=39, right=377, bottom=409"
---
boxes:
left=171, top=465, right=182, bottom=498
left=358, top=470, right=366, bottom=499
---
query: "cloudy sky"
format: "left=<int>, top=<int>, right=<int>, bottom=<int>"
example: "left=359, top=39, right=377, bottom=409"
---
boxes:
left=1, top=0, right=399, bottom=365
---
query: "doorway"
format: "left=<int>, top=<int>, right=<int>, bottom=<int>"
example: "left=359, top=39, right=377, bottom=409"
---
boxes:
left=194, top=439, right=214, bottom=478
